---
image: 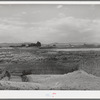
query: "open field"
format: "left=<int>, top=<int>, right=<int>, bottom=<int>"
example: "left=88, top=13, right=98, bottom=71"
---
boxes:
left=0, top=47, right=100, bottom=90
left=0, top=47, right=100, bottom=76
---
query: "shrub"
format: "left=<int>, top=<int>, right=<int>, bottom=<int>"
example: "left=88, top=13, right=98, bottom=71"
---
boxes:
left=22, top=70, right=32, bottom=76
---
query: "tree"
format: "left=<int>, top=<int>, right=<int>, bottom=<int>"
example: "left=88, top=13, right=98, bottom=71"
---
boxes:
left=21, top=44, right=26, bottom=47
left=28, top=43, right=36, bottom=47
left=36, top=41, right=41, bottom=47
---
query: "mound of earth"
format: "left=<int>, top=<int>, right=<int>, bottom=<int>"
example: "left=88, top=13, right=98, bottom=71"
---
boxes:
left=0, top=70, right=100, bottom=90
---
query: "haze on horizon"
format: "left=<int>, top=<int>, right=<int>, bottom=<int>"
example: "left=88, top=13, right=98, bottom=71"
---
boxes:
left=0, top=4, right=100, bottom=44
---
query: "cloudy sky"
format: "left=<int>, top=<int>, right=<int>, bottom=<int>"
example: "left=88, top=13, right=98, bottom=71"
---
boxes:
left=0, top=4, right=100, bottom=43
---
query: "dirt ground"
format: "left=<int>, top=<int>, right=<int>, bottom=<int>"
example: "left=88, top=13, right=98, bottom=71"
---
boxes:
left=0, top=47, right=100, bottom=90
left=0, top=70, right=100, bottom=90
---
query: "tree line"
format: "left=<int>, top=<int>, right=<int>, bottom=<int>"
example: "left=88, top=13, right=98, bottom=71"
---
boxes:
left=10, top=41, right=41, bottom=47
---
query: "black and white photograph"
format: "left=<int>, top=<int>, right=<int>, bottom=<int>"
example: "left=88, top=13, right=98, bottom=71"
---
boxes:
left=0, top=3, right=100, bottom=90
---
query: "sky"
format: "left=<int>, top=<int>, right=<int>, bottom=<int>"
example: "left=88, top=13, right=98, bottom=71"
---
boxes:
left=0, top=4, right=100, bottom=43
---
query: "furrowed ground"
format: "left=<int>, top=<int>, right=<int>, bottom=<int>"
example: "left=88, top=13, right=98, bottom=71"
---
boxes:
left=0, top=47, right=100, bottom=77
left=0, top=47, right=100, bottom=90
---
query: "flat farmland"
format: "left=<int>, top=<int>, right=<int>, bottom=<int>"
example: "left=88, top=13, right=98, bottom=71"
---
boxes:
left=0, top=47, right=100, bottom=77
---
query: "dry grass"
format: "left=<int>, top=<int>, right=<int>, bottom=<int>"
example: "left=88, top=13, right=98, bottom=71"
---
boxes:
left=0, top=47, right=100, bottom=76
